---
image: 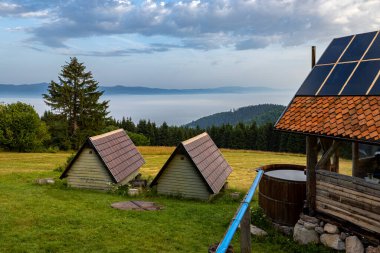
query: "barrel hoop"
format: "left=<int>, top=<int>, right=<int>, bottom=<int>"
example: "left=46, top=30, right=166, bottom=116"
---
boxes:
left=259, top=192, right=305, bottom=206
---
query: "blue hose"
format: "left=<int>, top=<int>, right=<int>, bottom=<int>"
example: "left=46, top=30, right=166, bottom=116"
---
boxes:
left=216, top=169, right=264, bottom=253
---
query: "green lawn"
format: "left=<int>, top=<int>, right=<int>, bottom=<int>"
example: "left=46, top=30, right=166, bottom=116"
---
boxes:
left=0, top=148, right=342, bottom=252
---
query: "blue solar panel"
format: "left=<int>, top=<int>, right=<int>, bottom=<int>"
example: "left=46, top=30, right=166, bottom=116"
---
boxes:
left=340, top=61, right=380, bottom=95
left=368, top=75, right=380, bottom=95
left=340, top=32, right=377, bottom=62
left=317, top=36, right=353, bottom=65
left=295, top=30, right=379, bottom=96
left=364, top=33, right=380, bottom=60
left=318, top=63, right=357, bottom=95
left=296, top=65, right=333, bottom=95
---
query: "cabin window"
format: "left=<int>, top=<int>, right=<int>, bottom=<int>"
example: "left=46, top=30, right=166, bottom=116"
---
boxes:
left=89, top=150, right=93, bottom=154
left=180, top=156, right=184, bottom=160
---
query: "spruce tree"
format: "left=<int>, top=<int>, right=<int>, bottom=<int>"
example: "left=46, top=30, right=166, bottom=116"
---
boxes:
left=43, top=57, right=109, bottom=148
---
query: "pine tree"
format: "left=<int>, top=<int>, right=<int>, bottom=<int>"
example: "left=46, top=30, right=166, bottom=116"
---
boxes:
left=43, top=57, right=109, bottom=148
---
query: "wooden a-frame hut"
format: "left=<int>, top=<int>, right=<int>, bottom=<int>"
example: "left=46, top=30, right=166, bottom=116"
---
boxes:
left=60, top=129, right=145, bottom=190
left=150, top=132, right=232, bottom=200
left=275, top=30, right=380, bottom=243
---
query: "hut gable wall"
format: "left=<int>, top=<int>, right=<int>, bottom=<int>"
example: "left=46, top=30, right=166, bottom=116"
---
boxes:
left=67, top=148, right=113, bottom=190
left=156, top=154, right=211, bottom=200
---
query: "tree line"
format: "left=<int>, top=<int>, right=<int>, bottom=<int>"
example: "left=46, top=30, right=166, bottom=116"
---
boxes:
left=110, top=117, right=306, bottom=153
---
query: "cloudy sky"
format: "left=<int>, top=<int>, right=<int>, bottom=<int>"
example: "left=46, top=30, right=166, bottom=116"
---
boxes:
left=0, top=0, right=379, bottom=90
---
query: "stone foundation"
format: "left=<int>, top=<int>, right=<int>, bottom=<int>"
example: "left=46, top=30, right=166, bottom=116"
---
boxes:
left=293, top=214, right=377, bottom=252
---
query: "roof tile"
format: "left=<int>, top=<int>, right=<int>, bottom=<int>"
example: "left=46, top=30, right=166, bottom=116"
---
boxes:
left=275, top=96, right=380, bottom=143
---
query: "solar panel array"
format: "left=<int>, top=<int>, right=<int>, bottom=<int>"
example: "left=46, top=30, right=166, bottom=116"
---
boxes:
left=296, top=30, right=380, bottom=96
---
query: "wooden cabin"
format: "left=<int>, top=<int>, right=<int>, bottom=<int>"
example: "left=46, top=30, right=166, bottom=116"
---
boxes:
left=60, top=129, right=145, bottom=190
left=275, top=30, right=380, bottom=243
left=150, top=132, right=232, bottom=200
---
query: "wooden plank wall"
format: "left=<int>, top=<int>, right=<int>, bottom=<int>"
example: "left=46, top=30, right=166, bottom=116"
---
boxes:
left=316, top=170, right=380, bottom=234
left=67, top=148, right=113, bottom=190
left=157, top=154, right=211, bottom=200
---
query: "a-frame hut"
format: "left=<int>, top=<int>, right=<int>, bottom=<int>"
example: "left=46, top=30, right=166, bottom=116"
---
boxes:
left=150, top=132, right=232, bottom=200
left=60, top=129, right=145, bottom=190
left=275, top=30, right=380, bottom=243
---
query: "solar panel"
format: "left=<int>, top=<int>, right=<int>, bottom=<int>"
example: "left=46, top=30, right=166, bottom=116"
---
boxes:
left=318, top=63, right=357, bottom=95
left=340, top=32, right=376, bottom=62
left=317, top=35, right=353, bottom=65
left=364, top=34, right=380, bottom=60
left=340, top=61, right=380, bottom=95
left=368, top=72, right=380, bottom=95
left=295, top=30, right=380, bottom=96
left=296, top=65, right=333, bottom=95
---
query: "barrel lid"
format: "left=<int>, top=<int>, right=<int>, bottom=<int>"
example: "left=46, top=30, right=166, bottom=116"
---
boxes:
left=264, top=169, right=306, bottom=182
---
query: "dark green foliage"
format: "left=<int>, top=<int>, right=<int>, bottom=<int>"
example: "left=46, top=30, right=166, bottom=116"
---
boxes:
left=186, top=104, right=285, bottom=128
left=43, top=57, right=109, bottom=149
left=108, top=183, right=130, bottom=196
left=128, top=132, right=151, bottom=146
left=0, top=102, right=50, bottom=152
left=41, top=111, right=71, bottom=150
left=119, top=117, right=136, bottom=132
left=110, top=118, right=306, bottom=154
left=250, top=207, right=272, bottom=230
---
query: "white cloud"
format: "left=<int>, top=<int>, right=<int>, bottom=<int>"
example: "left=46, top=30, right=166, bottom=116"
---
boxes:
left=2, top=0, right=379, bottom=53
left=20, top=10, right=49, bottom=18
left=0, top=2, right=19, bottom=11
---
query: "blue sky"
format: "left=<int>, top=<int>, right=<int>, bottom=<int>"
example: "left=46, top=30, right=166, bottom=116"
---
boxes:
left=0, top=0, right=379, bottom=89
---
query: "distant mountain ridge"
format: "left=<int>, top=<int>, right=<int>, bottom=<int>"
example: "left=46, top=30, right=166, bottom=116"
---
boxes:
left=185, top=104, right=286, bottom=128
left=0, top=83, right=287, bottom=97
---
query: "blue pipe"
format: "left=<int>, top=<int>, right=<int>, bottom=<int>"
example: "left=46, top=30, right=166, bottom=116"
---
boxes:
left=216, top=169, right=264, bottom=253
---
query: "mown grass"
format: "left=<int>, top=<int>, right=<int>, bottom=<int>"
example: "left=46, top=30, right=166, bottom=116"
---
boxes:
left=0, top=147, right=346, bottom=252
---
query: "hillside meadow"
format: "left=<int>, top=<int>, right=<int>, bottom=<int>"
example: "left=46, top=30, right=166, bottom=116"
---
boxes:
left=0, top=147, right=345, bottom=252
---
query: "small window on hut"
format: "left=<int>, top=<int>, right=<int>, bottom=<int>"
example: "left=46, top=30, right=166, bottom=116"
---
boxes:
left=180, top=156, right=184, bottom=160
left=89, top=150, right=93, bottom=154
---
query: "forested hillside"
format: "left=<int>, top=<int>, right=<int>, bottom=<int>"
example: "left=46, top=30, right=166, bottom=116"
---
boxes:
left=186, top=104, right=286, bottom=128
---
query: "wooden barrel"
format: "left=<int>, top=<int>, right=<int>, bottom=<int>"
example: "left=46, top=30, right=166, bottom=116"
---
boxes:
left=258, top=164, right=306, bottom=226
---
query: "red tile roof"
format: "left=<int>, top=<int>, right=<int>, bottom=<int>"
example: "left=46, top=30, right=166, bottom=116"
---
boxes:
left=275, top=96, right=380, bottom=143
left=61, top=129, right=145, bottom=183
left=151, top=132, right=232, bottom=194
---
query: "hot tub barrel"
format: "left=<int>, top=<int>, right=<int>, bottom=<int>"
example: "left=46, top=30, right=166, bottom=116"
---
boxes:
left=258, top=164, right=306, bottom=226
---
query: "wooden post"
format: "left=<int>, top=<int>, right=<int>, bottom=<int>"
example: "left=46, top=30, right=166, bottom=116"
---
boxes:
left=306, top=46, right=317, bottom=215
left=319, top=138, right=333, bottom=170
left=240, top=208, right=251, bottom=253
left=306, top=136, right=318, bottom=216
left=317, top=141, right=340, bottom=169
left=332, top=149, right=339, bottom=173
left=352, top=142, right=359, bottom=177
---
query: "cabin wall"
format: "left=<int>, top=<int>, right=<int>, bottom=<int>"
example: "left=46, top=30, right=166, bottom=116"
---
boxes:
left=316, top=170, right=380, bottom=234
left=67, top=148, right=113, bottom=190
left=156, top=154, right=211, bottom=200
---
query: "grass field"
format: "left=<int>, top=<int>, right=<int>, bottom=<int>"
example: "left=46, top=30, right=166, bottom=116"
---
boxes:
left=0, top=147, right=344, bottom=252
left=139, top=146, right=352, bottom=190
